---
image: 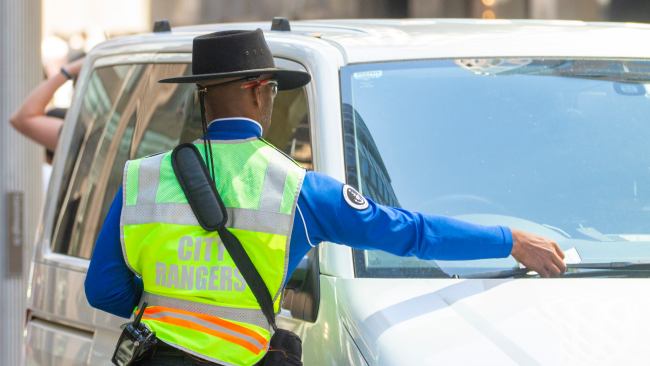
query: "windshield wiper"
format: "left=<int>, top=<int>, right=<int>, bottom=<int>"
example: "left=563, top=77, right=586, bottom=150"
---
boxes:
left=568, top=261, right=650, bottom=270
left=455, top=261, right=650, bottom=279
left=454, top=268, right=529, bottom=279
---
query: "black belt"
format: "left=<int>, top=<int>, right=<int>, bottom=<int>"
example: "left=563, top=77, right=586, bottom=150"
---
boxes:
left=149, top=342, right=222, bottom=365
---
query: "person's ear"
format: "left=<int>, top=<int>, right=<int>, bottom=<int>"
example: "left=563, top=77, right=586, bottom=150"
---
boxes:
left=251, top=86, right=262, bottom=107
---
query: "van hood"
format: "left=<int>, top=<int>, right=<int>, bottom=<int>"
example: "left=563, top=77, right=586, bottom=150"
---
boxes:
left=337, top=278, right=650, bottom=365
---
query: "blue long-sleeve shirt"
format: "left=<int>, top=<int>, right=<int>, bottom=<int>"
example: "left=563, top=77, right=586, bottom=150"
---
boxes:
left=85, top=117, right=512, bottom=318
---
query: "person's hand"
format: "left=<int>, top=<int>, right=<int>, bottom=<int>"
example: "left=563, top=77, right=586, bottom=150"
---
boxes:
left=64, top=57, right=85, bottom=77
left=510, top=229, right=567, bottom=277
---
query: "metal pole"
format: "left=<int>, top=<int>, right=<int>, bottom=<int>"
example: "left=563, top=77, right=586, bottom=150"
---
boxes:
left=0, top=0, right=43, bottom=365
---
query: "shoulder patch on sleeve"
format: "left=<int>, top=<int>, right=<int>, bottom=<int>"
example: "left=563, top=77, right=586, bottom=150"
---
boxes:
left=343, top=184, right=369, bottom=210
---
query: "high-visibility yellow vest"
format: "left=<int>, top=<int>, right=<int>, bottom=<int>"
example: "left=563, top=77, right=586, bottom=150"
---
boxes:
left=120, top=138, right=305, bottom=366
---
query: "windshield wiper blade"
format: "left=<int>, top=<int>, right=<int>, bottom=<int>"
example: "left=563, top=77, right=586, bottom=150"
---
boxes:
left=455, top=261, right=650, bottom=279
left=454, top=268, right=529, bottom=279
left=568, top=261, right=650, bottom=270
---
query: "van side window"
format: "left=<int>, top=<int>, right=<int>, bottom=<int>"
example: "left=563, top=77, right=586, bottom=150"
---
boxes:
left=266, top=87, right=312, bottom=169
left=76, top=64, right=196, bottom=259
left=131, top=65, right=313, bottom=164
left=130, top=64, right=196, bottom=158
left=51, top=64, right=147, bottom=258
left=61, top=63, right=200, bottom=258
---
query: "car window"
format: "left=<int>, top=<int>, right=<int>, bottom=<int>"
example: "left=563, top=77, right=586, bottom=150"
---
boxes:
left=266, top=87, right=312, bottom=169
left=52, top=64, right=147, bottom=258
left=52, top=60, right=312, bottom=259
left=131, top=63, right=312, bottom=162
left=131, top=63, right=197, bottom=159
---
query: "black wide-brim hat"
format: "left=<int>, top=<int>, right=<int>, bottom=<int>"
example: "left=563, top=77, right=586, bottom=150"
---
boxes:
left=159, top=29, right=311, bottom=90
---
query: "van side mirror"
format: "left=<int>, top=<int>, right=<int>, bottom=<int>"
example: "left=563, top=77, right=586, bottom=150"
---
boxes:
left=285, top=255, right=309, bottom=290
left=282, top=249, right=320, bottom=322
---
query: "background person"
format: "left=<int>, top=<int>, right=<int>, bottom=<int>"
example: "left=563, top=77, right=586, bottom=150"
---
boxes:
left=10, top=57, right=84, bottom=159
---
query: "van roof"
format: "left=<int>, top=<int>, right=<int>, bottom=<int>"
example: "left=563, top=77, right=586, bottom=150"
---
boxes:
left=95, top=19, right=650, bottom=64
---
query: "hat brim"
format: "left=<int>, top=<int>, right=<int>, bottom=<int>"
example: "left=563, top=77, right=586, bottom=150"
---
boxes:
left=159, top=68, right=311, bottom=90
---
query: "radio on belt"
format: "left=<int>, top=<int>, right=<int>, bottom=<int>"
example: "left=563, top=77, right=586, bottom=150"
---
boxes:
left=111, top=302, right=158, bottom=366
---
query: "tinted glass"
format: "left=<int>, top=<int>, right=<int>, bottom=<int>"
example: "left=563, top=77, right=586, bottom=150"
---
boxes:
left=341, top=59, right=650, bottom=278
left=53, top=61, right=311, bottom=259
left=52, top=64, right=146, bottom=257
left=266, top=87, right=312, bottom=169
left=131, top=64, right=197, bottom=158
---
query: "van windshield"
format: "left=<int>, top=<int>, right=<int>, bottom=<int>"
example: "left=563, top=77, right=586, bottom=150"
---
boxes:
left=340, top=58, right=650, bottom=278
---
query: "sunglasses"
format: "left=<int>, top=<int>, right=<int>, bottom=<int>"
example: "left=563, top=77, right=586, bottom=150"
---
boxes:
left=241, top=78, right=279, bottom=98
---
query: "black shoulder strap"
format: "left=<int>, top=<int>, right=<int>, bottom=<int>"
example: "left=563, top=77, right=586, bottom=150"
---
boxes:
left=171, top=144, right=278, bottom=331
left=216, top=226, right=278, bottom=330
left=171, top=143, right=227, bottom=231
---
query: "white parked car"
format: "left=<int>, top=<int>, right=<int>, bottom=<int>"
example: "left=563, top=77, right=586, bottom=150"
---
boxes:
left=26, top=18, right=650, bottom=365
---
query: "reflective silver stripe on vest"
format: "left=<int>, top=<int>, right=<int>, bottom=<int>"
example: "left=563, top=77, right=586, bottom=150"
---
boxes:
left=122, top=204, right=291, bottom=235
left=144, top=311, right=266, bottom=350
left=259, top=153, right=289, bottom=213
left=141, top=292, right=269, bottom=329
left=137, top=153, right=164, bottom=205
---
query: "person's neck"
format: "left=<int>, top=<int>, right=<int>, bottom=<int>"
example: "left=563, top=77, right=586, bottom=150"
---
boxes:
left=207, top=112, right=257, bottom=121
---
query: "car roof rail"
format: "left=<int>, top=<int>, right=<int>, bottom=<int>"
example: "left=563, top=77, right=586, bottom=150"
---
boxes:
left=153, top=19, right=172, bottom=33
left=271, top=17, right=291, bottom=31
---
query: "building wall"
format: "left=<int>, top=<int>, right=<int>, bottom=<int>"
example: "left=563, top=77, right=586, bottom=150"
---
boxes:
left=410, top=0, right=608, bottom=20
left=43, top=0, right=150, bottom=37
left=409, top=0, right=472, bottom=18
left=151, top=0, right=409, bottom=26
left=530, top=0, right=606, bottom=20
left=151, top=0, right=615, bottom=28
left=609, top=0, right=650, bottom=21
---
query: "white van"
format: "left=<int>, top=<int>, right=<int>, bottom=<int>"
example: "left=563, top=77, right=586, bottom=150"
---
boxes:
left=27, top=18, right=650, bottom=365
